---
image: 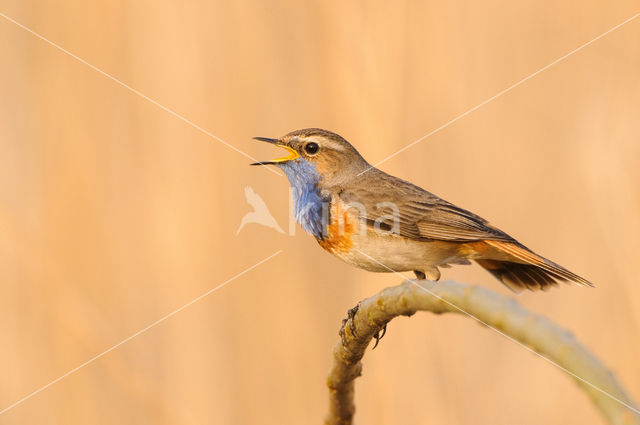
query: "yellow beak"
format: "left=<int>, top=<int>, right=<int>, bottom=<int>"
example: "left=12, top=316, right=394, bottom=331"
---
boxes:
left=250, top=137, right=299, bottom=165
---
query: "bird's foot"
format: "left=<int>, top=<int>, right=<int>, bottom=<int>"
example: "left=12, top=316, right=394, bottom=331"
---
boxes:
left=414, top=268, right=441, bottom=281
left=340, top=304, right=360, bottom=344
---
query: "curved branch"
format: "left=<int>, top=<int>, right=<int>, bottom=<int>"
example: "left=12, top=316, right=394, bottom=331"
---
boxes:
left=325, top=280, right=640, bottom=425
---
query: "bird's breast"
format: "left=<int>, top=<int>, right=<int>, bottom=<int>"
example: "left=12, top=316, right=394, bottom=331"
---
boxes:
left=317, top=199, right=356, bottom=254
left=316, top=197, right=464, bottom=273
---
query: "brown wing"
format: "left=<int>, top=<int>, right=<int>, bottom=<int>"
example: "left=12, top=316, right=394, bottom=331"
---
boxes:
left=338, top=171, right=593, bottom=290
left=339, top=171, right=514, bottom=243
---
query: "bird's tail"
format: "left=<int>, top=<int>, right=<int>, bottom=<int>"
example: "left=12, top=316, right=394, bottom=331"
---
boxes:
left=474, top=240, right=594, bottom=292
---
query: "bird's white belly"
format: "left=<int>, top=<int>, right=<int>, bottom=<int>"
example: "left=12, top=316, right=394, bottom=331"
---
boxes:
left=329, top=230, right=456, bottom=273
left=314, top=198, right=463, bottom=274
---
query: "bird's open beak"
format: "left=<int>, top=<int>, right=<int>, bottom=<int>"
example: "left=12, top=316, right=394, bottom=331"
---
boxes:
left=250, top=137, right=299, bottom=166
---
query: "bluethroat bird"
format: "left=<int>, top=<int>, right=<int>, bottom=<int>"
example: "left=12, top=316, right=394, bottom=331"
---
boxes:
left=251, top=128, right=593, bottom=292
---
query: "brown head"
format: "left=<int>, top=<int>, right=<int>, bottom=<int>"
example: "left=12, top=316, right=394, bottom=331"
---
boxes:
left=251, top=128, right=370, bottom=187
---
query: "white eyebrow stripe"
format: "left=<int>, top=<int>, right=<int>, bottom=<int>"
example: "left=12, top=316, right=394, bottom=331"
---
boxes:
left=318, top=138, right=346, bottom=151
left=291, top=134, right=346, bottom=151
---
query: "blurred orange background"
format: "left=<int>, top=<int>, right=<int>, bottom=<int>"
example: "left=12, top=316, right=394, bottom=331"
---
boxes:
left=1, top=1, right=639, bottom=424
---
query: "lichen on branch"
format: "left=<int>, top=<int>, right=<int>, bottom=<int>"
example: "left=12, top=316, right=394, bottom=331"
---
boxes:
left=325, top=280, right=639, bottom=425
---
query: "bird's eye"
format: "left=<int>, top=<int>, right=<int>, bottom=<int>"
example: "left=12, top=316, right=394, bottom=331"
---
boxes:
left=304, top=142, right=319, bottom=155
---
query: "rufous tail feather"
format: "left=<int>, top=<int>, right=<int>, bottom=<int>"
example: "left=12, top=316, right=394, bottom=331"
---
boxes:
left=476, top=240, right=593, bottom=292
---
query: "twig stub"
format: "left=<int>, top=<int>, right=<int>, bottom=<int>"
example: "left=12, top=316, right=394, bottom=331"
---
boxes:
left=324, top=280, right=639, bottom=425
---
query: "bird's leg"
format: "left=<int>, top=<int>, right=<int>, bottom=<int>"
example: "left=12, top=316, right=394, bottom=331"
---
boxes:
left=415, top=267, right=441, bottom=281
left=372, top=323, right=387, bottom=349
left=339, top=304, right=360, bottom=344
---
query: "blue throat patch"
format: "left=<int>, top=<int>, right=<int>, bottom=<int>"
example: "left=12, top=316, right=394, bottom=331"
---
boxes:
left=278, top=160, right=328, bottom=239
